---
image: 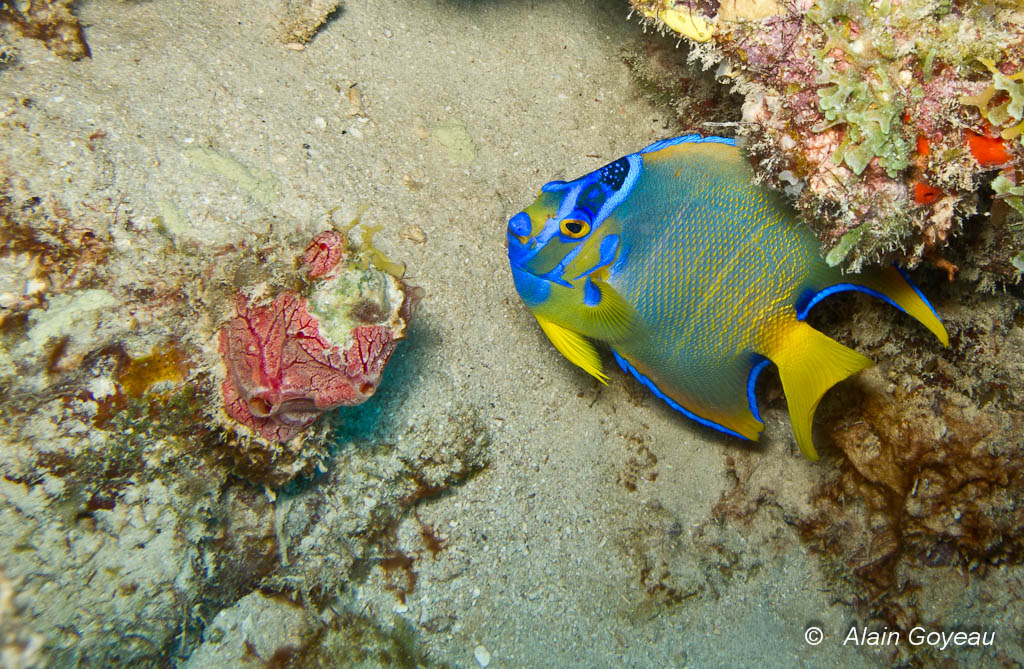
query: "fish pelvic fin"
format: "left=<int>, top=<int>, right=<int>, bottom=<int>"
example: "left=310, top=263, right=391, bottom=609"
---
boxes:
left=535, top=314, right=609, bottom=385
left=764, top=316, right=873, bottom=461
left=856, top=266, right=950, bottom=347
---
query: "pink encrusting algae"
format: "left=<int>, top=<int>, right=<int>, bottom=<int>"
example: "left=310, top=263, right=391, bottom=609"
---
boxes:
left=303, top=229, right=347, bottom=279
left=218, top=295, right=398, bottom=442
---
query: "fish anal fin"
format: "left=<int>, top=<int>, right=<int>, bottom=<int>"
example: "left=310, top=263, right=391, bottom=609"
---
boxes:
left=765, top=317, right=873, bottom=461
left=612, top=351, right=764, bottom=442
left=535, top=315, right=608, bottom=384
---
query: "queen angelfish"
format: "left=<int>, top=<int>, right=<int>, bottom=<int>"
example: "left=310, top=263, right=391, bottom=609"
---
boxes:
left=505, top=135, right=949, bottom=460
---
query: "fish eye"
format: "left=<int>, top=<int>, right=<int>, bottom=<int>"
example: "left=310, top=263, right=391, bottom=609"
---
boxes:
left=560, top=219, right=590, bottom=238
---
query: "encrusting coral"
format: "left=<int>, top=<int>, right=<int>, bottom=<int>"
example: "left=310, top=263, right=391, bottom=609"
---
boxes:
left=630, top=0, right=1024, bottom=284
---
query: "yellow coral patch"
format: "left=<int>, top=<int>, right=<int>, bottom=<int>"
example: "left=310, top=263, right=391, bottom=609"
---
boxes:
left=718, top=0, right=783, bottom=22
left=118, top=345, right=189, bottom=398
left=1002, top=120, right=1024, bottom=141
left=640, top=2, right=714, bottom=42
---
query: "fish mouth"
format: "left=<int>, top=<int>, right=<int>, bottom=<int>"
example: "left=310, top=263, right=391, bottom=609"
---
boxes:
left=506, top=231, right=535, bottom=270
left=507, top=232, right=566, bottom=308
left=507, top=232, right=576, bottom=289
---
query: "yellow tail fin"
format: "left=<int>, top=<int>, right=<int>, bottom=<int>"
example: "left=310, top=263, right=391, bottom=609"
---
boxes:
left=766, top=317, right=873, bottom=460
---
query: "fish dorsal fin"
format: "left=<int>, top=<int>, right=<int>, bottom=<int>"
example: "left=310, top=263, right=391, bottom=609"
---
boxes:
left=580, top=278, right=636, bottom=343
left=798, top=265, right=949, bottom=347
left=535, top=314, right=609, bottom=384
left=855, top=266, right=949, bottom=347
left=764, top=316, right=873, bottom=460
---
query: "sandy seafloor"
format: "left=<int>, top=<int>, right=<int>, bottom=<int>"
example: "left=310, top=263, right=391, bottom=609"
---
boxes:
left=2, top=1, right=1023, bottom=667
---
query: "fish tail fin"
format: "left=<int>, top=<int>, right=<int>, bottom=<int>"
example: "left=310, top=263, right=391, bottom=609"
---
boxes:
left=765, top=317, right=873, bottom=461
left=855, top=266, right=950, bottom=347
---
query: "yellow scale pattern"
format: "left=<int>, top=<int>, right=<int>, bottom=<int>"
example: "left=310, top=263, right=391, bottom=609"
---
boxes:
left=606, top=143, right=827, bottom=438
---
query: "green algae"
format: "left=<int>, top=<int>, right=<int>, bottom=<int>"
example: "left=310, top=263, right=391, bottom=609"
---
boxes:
left=154, top=198, right=190, bottom=243
left=809, top=1, right=916, bottom=178
left=182, top=145, right=281, bottom=205
left=992, top=173, right=1024, bottom=219
left=825, top=226, right=865, bottom=267
left=431, top=118, right=477, bottom=166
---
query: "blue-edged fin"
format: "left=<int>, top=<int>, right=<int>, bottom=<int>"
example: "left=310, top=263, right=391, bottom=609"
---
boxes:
left=853, top=266, right=949, bottom=347
left=764, top=317, right=873, bottom=461
left=798, top=266, right=949, bottom=347
left=578, top=278, right=636, bottom=343
left=613, top=350, right=765, bottom=442
left=535, top=314, right=608, bottom=384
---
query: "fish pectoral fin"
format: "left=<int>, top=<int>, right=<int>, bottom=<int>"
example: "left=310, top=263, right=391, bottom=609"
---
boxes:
left=581, top=278, right=636, bottom=343
left=857, top=265, right=950, bottom=347
left=535, top=315, right=608, bottom=385
left=765, top=318, right=873, bottom=461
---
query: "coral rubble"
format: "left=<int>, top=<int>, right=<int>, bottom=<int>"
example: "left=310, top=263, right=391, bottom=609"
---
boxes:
left=0, top=569, right=44, bottom=669
left=278, top=0, right=343, bottom=46
left=631, top=0, right=1024, bottom=282
left=184, top=591, right=441, bottom=668
left=0, top=89, right=450, bottom=664
left=0, top=0, right=89, bottom=60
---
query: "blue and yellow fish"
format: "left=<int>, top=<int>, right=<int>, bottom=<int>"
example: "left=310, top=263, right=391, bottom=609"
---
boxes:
left=506, top=135, right=948, bottom=460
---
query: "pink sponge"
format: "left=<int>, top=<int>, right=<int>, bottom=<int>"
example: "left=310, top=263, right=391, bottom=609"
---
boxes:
left=218, top=230, right=410, bottom=442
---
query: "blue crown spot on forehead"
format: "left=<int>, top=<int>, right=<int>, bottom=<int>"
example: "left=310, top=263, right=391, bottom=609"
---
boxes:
left=576, top=182, right=605, bottom=215
left=599, top=157, right=629, bottom=191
